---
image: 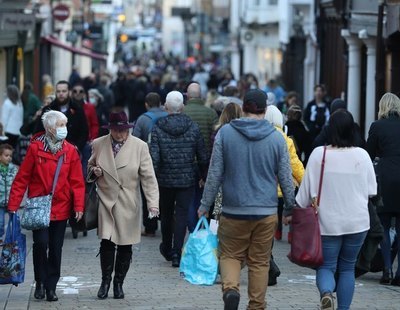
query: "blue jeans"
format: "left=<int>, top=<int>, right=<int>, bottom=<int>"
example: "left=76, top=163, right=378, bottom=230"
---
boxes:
left=316, top=231, right=367, bottom=310
left=0, top=208, right=5, bottom=239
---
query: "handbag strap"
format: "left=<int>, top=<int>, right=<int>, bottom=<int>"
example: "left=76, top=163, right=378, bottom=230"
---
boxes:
left=51, top=155, right=64, bottom=195
left=316, top=146, right=327, bottom=206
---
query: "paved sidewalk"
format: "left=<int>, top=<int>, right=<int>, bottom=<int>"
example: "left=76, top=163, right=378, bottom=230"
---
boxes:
left=0, top=226, right=399, bottom=309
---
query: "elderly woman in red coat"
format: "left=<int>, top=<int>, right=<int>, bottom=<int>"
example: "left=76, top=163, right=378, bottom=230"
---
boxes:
left=8, top=110, right=85, bottom=302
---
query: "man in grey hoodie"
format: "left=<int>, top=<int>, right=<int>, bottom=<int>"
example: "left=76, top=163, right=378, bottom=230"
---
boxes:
left=198, top=89, right=295, bottom=310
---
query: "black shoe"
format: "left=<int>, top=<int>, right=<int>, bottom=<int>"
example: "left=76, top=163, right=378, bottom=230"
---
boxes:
left=83, top=230, right=88, bottom=237
left=72, top=229, right=78, bottom=239
left=391, top=275, right=400, bottom=286
left=171, top=254, right=180, bottom=268
left=97, top=280, right=111, bottom=299
left=113, top=282, right=124, bottom=299
left=159, top=243, right=172, bottom=262
left=223, top=289, right=240, bottom=310
left=34, top=282, right=45, bottom=299
left=46, top=290, right=58, bottom=302
left=380, top=269, right=393, bottom=285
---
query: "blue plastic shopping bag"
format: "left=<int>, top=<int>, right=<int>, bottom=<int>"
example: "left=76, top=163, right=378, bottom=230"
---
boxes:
left=0, top=214, right=26, bottom=286
left=180, top=216, right=218, bottom=285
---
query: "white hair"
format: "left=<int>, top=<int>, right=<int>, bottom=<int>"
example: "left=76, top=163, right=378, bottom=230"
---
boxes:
left=165, top=91, right=184, bottom=113
left=42, top=110, right=68, bottom=130
left=264, top=105, right=283, bottom=128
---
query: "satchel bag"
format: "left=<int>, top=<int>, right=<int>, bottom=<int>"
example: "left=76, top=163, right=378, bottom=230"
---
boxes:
left=180, top=216, right=219, bottom=285
left=21, top=155, right=63, bottom=230
left=287, top=146, right=326, bottom=269
left=0, top=213, right=26, bottom=286
left=69, top=181, right=99, bottom=231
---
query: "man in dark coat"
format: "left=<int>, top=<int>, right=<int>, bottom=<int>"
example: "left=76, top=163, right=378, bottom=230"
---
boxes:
left=149, top=91, right=208, bottom=268
left=34, top=80, right=89, bottom=153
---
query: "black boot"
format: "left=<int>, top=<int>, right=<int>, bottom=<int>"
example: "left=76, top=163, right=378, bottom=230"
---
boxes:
left=97, top=248, right=115, bottom=299
left=113, top=250, right=132, bottom=299
left=34, top=282, right=45, bottom=299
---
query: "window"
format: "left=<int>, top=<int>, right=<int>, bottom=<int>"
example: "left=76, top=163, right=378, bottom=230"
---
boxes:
left=269, top=0, right=278, bottom=5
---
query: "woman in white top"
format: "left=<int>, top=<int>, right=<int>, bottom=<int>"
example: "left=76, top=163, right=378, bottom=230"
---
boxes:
left=1, top=85, right=24, bottom=149
left=296, top=109, right=377, bottom=310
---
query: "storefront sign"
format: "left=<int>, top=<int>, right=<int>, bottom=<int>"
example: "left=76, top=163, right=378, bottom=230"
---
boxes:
left=0, top=13, right=35, bottom=31
left=53, top=4, right=70, bottom=22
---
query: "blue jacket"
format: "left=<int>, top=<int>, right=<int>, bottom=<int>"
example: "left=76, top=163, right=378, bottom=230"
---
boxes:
left=150, top=113, right=209, bottom=188
left=199, top=117, right=295, bottom=218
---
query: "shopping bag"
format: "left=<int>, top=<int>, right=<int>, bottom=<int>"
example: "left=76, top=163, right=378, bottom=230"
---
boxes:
left=180, top=216, right=218, bottom=285
left=21, top=194, right=52, bottom=230
left=287, top=206, right=323, bottom=269
left=69, top=182, right=99, bottom=231
left=0, top=213, right=26, bottom=286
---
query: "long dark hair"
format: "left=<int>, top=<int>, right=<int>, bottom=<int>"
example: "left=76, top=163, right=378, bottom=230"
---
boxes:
left=329, top=109, right=355, bottom=147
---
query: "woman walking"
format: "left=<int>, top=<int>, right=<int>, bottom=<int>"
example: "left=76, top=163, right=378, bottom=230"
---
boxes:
left=88, top=111, right=159, bottom=299
left=296, top=109, right=377, bottom=310
left=366, top=92, right=400, bottom=285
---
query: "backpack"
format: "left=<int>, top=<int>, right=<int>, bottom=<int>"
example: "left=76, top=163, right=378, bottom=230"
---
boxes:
left=144, top=111, right=167, bottom=143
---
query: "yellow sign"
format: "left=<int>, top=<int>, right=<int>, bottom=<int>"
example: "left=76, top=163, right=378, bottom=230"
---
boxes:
left=16, top=47, right=23, bottom=61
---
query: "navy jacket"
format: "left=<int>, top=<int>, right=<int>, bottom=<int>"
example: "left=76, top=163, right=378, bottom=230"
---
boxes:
left=149, top=113, right=208, bottom=188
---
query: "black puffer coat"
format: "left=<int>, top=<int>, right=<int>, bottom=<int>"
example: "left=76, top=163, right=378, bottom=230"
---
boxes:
left=149, top=113, right=208, bottom=188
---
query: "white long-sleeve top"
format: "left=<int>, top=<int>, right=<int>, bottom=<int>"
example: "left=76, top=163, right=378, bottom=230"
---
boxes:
left=296, top=146, right=377, bottom=236
left=1, top=98, right=23, bottom=136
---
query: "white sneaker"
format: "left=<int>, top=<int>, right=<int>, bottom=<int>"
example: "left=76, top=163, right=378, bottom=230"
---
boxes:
left=320, top=293, right=334, bottom=310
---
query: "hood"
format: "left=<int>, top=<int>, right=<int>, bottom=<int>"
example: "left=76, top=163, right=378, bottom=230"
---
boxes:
left=156, top=113, right=193, bottom=137
left=229, top=118, right=276, bottom=141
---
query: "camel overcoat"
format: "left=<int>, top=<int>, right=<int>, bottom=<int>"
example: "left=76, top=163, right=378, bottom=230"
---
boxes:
left=88, top=134, right=159, bottom=245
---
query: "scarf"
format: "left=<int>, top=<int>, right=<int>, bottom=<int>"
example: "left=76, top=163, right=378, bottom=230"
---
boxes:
left=111, top=137, right=125, bottom=157
left=44, top=135, right=63, bottom=154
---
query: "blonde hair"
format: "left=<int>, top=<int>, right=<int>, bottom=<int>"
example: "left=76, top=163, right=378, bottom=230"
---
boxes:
left=215, top=103, right=242, bottom=130
left=378, top=93, right=400, bottom=119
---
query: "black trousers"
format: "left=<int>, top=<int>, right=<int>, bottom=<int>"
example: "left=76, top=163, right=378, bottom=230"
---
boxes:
left=32, top=220, right=67, bottom=291
left=159, top=186, right=194, bottom=256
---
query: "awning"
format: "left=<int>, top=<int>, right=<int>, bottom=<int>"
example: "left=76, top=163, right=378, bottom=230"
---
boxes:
left=42, top=36, right=108, bottom=62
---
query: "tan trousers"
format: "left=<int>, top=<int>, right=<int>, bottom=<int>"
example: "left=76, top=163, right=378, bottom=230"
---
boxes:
left=218, top=214, right=277, bottom=310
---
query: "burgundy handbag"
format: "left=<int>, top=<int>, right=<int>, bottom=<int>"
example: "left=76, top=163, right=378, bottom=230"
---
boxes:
left=287, top=146, right=326, bottom=269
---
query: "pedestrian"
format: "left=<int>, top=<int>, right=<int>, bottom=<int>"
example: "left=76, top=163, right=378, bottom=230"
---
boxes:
left=87, top=111, right=159, bottom=300
left=7, top=110, right=85, bottom=302
left=34, top=80, right=89, bottom=154
left=133, top=92, right=167, bottom=237
left=21, top=81, right=42, bottom=126
left=265, top=105, right=304, bottom=243
left=312, top=98, right=365, bottom=150
left=0, top=144, right=18, bottom=242
left=285, top=104, right=312, bottom=164
left=303, top=84, right=330, bottom=140
left=366, top=92, right=400, bottom=286
left=149, top=91, right=208, bottom=268
left=1, top=85, right=23, bottom=150
left=296, top=109, right=377, bottom=310
left=198, top=89, right=295, bottom=310
left=184, top=82, right=217, bottom=231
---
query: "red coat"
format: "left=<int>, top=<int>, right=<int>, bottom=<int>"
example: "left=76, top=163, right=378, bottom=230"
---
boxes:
left=83, top=103, right=99, bottom=141
left=8, top=133, right=85, bottom=221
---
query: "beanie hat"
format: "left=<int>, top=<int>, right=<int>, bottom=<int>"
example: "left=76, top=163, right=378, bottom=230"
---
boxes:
left=330, top=98, right=347, bottom=114
left=243, top=89, right=267, bottom=114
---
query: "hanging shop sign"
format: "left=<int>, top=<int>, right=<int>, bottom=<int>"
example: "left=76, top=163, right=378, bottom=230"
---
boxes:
left=0, top=13, right=35, bottom=31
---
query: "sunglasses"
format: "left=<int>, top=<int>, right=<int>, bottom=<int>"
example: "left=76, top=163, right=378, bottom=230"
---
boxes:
left=73, top=89, right=85, bottom=94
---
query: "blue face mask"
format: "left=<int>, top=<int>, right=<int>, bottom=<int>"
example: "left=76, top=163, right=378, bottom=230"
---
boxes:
left=56, top=126, right=68, bottom=140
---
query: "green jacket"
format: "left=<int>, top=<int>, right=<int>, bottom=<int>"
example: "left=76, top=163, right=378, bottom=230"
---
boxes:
left=184, top=98, right=218, bottom=155
left=24, top=92, right=42, bottom=124
left=0, top=163, right=18, bottom=208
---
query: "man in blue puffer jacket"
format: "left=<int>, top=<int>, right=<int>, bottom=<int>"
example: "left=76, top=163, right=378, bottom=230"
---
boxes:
left=149, top=91, right=208, bottom=268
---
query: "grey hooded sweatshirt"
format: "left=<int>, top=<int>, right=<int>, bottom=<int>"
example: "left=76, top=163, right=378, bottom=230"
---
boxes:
left=199, top=117, right=295, bottom=218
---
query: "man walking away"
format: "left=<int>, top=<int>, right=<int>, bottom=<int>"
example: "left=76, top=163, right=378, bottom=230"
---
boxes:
left=198, top=89, right=295, bottom=310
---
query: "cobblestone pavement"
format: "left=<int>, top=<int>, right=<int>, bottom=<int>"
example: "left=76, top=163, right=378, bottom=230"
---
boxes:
left=0, top=225, right=399, bottom=309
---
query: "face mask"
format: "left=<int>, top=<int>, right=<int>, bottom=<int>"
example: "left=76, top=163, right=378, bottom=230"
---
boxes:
left=56, top=126, right=68, bottom=140
left=89, top=97, right=97, bottom=105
